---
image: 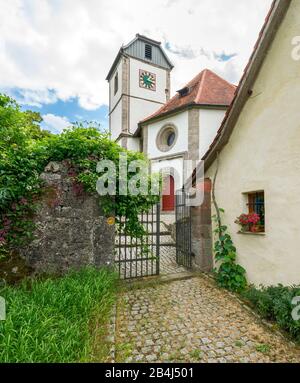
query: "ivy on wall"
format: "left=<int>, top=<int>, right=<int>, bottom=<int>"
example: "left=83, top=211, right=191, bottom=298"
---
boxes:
left=212, top=209, right=247, bottom=293
left=211, top=153, right=247, bottom=293
left=0, top=94, right=159, bottom=258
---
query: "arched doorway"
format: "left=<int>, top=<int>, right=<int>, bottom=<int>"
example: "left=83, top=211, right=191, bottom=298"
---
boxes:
left=162, top=175, right=175, bottom=211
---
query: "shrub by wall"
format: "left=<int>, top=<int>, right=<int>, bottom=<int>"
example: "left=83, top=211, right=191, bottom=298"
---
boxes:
left=242, top=285, right=300, bottom=343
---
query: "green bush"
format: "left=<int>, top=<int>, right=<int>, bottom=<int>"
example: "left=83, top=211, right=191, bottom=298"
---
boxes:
left=216, top=260, right=247, bottom=293
left=242, top=285, right=300, bottom=343
left=0, top=94, right=52, bottom=253
left=43, top=125, right=160, bottom=236
left=0, top=94, right=159, bottom=257
left=0, top=267, right=117, bottom=362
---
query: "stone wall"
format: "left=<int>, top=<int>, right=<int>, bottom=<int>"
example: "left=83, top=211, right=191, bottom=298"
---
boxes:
left=191, top=179, right=213, bottom=271
left=21, top=161, right=115, bottom=274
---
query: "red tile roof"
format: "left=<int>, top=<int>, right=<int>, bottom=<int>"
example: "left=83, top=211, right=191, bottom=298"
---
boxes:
left=141, top=69, right=236, bottom=124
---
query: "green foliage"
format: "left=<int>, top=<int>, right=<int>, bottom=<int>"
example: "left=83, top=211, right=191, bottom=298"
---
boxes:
left=255, top=344, right=271, bottom=354
left=242, top=284, right=300, bottom=343
left=43, top=124, right=160, bottom=236
left=0, top=94, right=49, bottom=209
left=189, top=349, right=203, bottom=360
left=0, top=94, right=51, bottom=253
left=0, top=94, right=160, bottom=256
left=0, top=267, right=117, bottom=362
left=213, top=209, right=247, bottom=293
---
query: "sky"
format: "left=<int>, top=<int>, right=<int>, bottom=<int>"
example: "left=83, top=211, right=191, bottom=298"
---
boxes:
left=0, top=0, right=273, bottom=134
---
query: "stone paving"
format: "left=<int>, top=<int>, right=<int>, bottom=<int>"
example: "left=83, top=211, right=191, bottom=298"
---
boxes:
left=115, top=241, right=185, bottom=279
left=160, top=244, right=186, bottom=275
left=115, top=275, right=300, bottom=363
left=115, top=218, right=185, bottom=279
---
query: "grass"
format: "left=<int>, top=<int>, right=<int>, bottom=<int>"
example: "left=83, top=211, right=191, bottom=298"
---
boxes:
left=255, top=344, right=271, bottom=354
left=0, top=267, right=117, bottom=362
left=189, top=349, right=203, bottom=360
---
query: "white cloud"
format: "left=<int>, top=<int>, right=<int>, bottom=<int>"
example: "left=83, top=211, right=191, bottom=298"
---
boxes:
left=0, top=0, right=273, bottom=109
left=42, top=113, right=70, bottom=134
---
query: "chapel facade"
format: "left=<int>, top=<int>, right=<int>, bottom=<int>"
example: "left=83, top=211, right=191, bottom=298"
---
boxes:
left=106, top=34, right=236, bottom=212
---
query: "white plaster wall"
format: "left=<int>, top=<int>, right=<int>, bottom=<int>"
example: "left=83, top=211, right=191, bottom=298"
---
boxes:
left=129, top=98, right=163, bottom=134
left=151, top=157, right=184, bottom=191
left=199, top=109, right=226, bottom=159
left=110, top=101, right=122, bottom=140
left=147, top=112, right=189, bottom=159
left=206, top=0, right=300, bottom=286
left=109, top=58, right=123, bottom=111
left=129, top=57, right=168, bottom=103
left=127, top=137, right=141, bottom=152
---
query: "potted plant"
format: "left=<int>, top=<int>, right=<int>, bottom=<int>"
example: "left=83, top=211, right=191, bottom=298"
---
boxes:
left=235, top=213, right=261, bottom=233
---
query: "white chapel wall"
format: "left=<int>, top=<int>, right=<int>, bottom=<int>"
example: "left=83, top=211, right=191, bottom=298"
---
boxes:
left=129, top=57, right=168, bottom=103
left=151, top=157, right=184, bottom=191
left=127, top=137, right=141, bottom=152
left=147, top=111, right=189, bottom=159
left=110, top=101, right=122, bottom=140
left=109, top=58, right=123, bottom=111
left=206, top=0, right=300, bottom=286
left=199, top=109, right=226, bottom=159
left=129, top=98, right=162, bottom=134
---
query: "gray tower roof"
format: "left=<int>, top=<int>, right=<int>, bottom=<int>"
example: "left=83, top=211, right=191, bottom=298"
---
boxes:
left=106, top=34, right=173, bottom=81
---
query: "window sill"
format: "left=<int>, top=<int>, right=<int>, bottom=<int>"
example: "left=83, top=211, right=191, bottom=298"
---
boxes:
left=237, top=231, right=266, bottom=236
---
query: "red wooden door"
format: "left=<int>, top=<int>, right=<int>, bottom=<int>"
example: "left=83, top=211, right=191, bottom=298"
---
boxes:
left=162, top=175, right=175, bottom=211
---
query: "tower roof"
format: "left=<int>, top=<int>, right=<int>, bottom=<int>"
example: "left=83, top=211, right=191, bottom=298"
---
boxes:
left=140, top=69, right=236, bottom=124
left=106, top=34, right=173, bottom=81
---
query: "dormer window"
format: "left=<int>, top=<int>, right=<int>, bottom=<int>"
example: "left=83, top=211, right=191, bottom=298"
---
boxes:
left=145, top=44, right=152, bottom=60
left=114, top=72, right=118, bottom=95
left=177, top=87, right=189, bottom=97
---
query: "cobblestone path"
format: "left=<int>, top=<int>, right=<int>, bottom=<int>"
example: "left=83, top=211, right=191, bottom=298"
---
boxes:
left=115, top=275, right=300, bottom=363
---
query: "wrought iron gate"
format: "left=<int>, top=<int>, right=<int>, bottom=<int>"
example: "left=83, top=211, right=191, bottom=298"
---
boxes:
left=175, top=190, right=192, bottom=268
left=115, top=204, right=160, bottom=279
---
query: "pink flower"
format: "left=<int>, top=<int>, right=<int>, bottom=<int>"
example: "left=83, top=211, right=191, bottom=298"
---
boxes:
left=68, top=168, right=77, bottom=177
left=236, top=213, right=260, bottom=226
left=19, top=197, right=28, bottom=205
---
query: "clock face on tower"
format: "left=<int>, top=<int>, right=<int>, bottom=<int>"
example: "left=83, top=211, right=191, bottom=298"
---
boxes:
left=139, top=70, right=156, bottom=91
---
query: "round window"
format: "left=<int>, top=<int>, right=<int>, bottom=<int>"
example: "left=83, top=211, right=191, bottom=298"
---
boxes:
left=156, top=124, right=178, bottom=152
left=167, top=132, right=175, bottom=147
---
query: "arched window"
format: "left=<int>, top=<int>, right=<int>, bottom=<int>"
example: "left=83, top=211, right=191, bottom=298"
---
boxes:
left=114, top=72, right=118, bottom=95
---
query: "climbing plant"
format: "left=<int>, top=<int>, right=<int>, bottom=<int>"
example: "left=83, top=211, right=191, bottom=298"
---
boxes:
left=0, top=94, right=50, bottom=256
left=44, top=125, right=160, bottom=237
left=212, top=210, right=247, bottom=292
left=0, top=94, right=160, bottom=258
left=211, top=154, right=247, bottom=293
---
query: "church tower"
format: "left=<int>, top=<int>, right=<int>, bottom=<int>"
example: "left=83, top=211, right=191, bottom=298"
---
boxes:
left=106, top=34, right=173, bottom=150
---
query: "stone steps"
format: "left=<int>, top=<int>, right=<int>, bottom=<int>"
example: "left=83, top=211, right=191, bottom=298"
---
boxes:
left=118, top=231, right=171, bottom=237
left=115, top=242, right=175, bottom=249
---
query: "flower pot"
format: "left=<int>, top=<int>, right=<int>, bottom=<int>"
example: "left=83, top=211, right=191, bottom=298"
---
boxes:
left=240, top=225, right=249, bottom=232
left=250, top=225, right=259, bottom=233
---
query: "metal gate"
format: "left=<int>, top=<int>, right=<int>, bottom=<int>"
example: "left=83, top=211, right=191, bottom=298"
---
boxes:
left=115, top=204, right=160, bottom=279
left=175, top=190, right=192, bottom=268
